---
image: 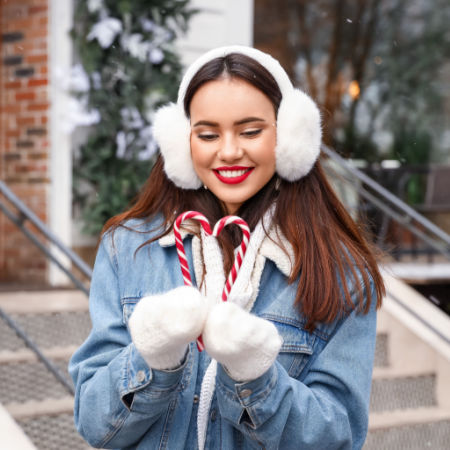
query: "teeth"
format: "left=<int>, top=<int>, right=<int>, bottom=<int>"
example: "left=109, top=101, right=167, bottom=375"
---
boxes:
left=218, top=169, right=248, bottom=178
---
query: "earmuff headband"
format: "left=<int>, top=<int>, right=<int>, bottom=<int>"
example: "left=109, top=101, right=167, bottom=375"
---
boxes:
left=152, top=45, right=322, bottom=189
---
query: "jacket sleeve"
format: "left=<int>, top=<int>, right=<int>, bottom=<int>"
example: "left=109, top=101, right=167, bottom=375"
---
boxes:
left=68, top=235, right=187, bottom=449
left=215, top=279, right=377, bottom=450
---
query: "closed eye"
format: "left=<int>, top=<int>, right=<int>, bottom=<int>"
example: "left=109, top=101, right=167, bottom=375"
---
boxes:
left=198, top=133, right=218, bottom=141
left=241, top=129, right=262, bottom=138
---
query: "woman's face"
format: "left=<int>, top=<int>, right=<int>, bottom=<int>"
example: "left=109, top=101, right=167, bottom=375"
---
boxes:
left=190, top=77, right=277, bottom=214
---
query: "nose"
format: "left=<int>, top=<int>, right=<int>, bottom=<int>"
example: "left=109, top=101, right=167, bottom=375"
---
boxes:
left=217, top=134, right=244, bottom=162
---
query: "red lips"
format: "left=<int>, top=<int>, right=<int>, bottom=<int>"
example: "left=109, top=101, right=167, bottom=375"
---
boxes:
left=213, top=166, right=254, bottom=184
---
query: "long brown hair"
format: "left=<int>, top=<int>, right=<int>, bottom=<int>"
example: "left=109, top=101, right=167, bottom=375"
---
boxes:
left=103, top=53, right=384, bottom=331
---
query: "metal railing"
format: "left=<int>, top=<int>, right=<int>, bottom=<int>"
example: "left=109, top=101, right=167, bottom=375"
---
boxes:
left=0, top=180, right=93, bottom=396
left=322, top=145, right=450, bottom=263
left=0, top=180, right=92, bottom=294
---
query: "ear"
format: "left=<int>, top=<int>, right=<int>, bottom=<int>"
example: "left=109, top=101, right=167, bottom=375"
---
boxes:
left=275, top=89, right=322, bottom=181
left=152, top=103, right=202, bottom=189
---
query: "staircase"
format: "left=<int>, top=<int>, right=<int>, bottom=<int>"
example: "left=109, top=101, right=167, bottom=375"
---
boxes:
left=1, top=276, right=450, bottom=449
left=0, top=290, right=92, bottom=449
left=365, top=272, right=450, bottom=449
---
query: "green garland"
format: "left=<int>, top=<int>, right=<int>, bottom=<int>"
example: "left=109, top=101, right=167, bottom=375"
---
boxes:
left=71, top=0, right=196, bottom=235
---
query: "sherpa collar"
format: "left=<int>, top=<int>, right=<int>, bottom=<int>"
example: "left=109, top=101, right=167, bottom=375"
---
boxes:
left=158, top=224, right=294, bottom=278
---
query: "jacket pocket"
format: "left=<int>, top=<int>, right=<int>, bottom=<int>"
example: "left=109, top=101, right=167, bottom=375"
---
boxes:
left=121, top=297, right=139, bottom=326
left=262, top=315, right=315, bottom=378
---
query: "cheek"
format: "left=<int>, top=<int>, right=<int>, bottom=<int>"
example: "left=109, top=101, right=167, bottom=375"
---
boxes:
left=256, top=132, right=277, bottom=167
left=190, top=138, right=209, bottom=171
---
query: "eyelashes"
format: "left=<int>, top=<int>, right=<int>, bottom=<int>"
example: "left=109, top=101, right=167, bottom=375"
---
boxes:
left=197, top=129, right=263, bottom=141
left=242, top=129, right=262, bottom=137
left=198, top=133, right=218, bottom=141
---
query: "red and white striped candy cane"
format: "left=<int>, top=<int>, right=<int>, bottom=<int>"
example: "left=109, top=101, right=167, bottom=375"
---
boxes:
left=212, top=216, right=250, bottom=301
left=174, top=211, right=212, bottom=287
left=174, top=211, right=250, bottom=350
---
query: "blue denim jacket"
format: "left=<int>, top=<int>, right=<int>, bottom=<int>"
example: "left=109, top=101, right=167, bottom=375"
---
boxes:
left=69, top=217, right=377, bottom=449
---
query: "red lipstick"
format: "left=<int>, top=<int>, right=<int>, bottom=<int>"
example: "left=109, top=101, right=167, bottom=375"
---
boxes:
left=213, top=166, right=254, bottom=184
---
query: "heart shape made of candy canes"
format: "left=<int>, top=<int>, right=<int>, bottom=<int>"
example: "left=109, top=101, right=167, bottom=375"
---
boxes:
left=174, top=211, right=250, bottom=350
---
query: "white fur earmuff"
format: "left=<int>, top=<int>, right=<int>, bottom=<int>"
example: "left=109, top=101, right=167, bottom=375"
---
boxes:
left=152, top=45, right=322, bottom=189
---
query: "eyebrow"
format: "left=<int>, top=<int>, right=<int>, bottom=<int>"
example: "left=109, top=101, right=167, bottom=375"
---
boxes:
left=192, top=117, right=266, bottom=127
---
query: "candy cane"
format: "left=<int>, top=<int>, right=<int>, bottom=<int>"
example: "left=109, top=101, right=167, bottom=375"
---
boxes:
left=174, top=211, right=212, bottom=287
left=174, top=211, right=250, bottom=351
left=212, top=216, right=250, bottom=301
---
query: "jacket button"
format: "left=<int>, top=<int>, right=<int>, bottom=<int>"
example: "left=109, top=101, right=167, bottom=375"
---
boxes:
left=193, top=394, right=199, bottom=404
left=210, top=409, right=217, bottom=422
left=136, top=370, right=146, bottom=382
left=240, top=389, right=252, bottom=398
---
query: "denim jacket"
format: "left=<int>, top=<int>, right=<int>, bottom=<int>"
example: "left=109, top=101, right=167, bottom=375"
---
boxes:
left=69, top=216, right=377, bottom=449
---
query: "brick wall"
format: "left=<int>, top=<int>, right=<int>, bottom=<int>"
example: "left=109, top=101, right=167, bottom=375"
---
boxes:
left=0, top=0, right=49, bottom=284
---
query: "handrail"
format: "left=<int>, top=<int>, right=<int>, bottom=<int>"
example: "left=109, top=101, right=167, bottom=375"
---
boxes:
left=322, top=144, right=450, bottom=262
left=0, top=180, right=90, bottom=396
left=0, top=180, right=92, bottom=292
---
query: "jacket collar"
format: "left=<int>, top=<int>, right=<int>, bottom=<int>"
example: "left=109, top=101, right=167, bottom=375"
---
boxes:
left=158, top=224, right=295, bottom=277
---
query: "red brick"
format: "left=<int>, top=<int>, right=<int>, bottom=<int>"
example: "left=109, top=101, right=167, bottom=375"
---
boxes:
left=26, top=28, right=48, bottom=39
left=27, top=102, right=49, bottom=111
left=28, top=152, right=48, bottom=160
left=29, top=0, right=49, bottom=7
left=16, top=91, right=36, bottom=101
left=6, top=129, right=21, bottom=138
left=30, top=6, right=48, bottom=15
left=26, top=54, right=47, bottom=64
left=1, top=4, right=27, bottom=21
left=4, top=104, right=21, bottom=113
left=12, top=43, right=27, bottom=53
left=16, top=116, right=36, bottom=126
left=10, top=18, right=34, bottom=30
left=28, top=78, right=48, bottom=87
left=4, top=81, right=22, bottom=89
left=12, top=42, right=45, bottom=53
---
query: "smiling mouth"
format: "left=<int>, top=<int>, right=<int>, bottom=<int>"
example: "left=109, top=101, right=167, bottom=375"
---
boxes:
left=213, top=166, right=254, bottom=184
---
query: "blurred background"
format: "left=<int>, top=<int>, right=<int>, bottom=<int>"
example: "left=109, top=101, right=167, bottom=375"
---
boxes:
left=0, top=0, right=449, bottom=448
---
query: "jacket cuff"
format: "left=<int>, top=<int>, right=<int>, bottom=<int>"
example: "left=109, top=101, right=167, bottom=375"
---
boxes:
left=118, top=344, right=189, bottom=412
left=215, top=362, right=278, bottom=429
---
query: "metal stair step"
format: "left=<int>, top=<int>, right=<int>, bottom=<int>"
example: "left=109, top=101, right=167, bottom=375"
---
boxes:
left=17, top=412, right=91, bottom=450
left=365, top=407, right=450, bottom=449
left=0, top=311, right=91, bottom=350
left=370, top=373, right=436, bottom=412
left=374, top=332, right=389, bottom=368
left=0, top=359, right=72, bottom=404
left=6, top=396, right=74, bottom=420
left=0, top=345, right=78, bottom=364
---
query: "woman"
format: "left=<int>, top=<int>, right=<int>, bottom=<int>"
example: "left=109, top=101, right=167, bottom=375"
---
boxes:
left=69, top=45, right=385, bottom=449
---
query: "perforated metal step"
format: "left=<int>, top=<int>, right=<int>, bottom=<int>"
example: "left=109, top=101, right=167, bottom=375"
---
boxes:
left=7, top=311, right=91, bottom=349
left=0, top=360, right=71, bottom=404
left=374, top=333, right=389, bottom=367
left=364, top=419, right=450, bottom=449
left=370, top=374, right=436, bottom=413
left=18, top=413, right=92, bottom=450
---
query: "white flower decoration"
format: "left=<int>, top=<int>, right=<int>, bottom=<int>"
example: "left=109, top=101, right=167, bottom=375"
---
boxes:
left=87, top=17, right=122, bottom=49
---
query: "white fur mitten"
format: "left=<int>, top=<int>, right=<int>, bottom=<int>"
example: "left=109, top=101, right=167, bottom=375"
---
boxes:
left=202, top=302, right=283, bottom=382
left=128, top=286, right=208, bottom=370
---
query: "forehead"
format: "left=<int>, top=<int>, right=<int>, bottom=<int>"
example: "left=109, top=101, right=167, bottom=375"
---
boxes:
left=189, top=77, right=275, bottom=121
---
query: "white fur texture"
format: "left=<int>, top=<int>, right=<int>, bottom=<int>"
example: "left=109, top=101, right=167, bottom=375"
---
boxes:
left=203, top=302, right=283, bottom=382
left=177, top=45, right=293, bottom=105
left=152, top=103, right=202, bottom=189
left=276, top=89, right=322, bottom=181
left=128, top=286, right=207, bottom=370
